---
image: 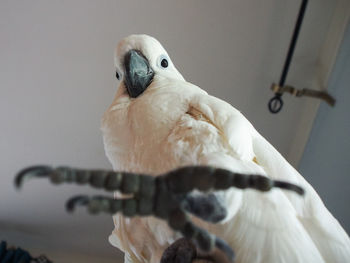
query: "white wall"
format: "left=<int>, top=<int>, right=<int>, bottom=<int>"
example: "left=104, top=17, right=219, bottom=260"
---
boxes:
left=299, top=21, right=350, bottom=234
left=0, top=0, right=342, bottom=261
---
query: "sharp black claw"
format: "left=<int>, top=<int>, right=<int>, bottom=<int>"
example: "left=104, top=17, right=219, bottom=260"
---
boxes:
left=273, top=181, right=305, bottom=195
left=15, top=165, right=54, bottom=189
left=215, top=237, right=235, bottom=262
left=66, top=195, right=90, bottom=212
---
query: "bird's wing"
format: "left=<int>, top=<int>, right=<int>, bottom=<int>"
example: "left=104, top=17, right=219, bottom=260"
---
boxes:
left=252, top=132, right=350, bottom=262
left=189, top=92, right=350, bottom=262
left=189, top=93, right=256, bottom=162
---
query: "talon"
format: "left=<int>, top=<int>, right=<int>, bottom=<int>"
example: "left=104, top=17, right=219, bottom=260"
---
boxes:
left=66, top=195, right=90, bottom=212
left=179, top=221, right=234, bottom=262
left=211, top=168, right=305, bottom=196
left=214, top=237, right=235, bottom=262
left=66, top=195, right=133, bottom=215
left=273, top=180, right=305, bottom=195
left=15, top=165, right=54, bottom=189
left=195, top=237, right=235, bottom=263
left=14, top=163, right=304, bottom=263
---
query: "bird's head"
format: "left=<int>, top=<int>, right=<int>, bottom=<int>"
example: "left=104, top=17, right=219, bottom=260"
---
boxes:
left=102, top=35, right=192, bottom=170
left=114, top=34, right=185, bottom=98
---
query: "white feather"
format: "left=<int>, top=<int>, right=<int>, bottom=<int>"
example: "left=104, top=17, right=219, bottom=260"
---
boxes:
left=101, top=34, right=350, bottom=263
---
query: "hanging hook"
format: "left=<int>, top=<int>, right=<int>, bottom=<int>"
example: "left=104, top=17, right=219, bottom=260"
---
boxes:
left=268, top=93, right=284, bottom=114
left=269, top=83, right=336, bottom=112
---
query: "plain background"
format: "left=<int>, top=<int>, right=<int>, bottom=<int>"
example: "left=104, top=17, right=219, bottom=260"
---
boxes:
left=0, top=0, right=348, bottom=262
left=300, top=21, right=350, bottom=235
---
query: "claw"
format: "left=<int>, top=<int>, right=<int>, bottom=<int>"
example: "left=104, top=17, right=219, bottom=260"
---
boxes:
left=15, top=164, right=304, bottom=263
left=273, top=180, right=305, bottom=195
left=66, top=195, right=138, bottom=216
left=66, top=195, right=90, bottom=212
left=15, top=165, right=54, bottom=189
left=214, top=237, right=235, bottom=262
left=165, top=166, right=305, bottom=196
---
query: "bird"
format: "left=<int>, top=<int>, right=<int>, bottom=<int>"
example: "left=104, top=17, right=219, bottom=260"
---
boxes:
left=100, top=34, right=350, bottom=263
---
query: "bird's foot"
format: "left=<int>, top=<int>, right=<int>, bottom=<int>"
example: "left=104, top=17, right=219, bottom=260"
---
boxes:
left=161, top=238, right=197, bottom=263
left=161, top=237, right=232, bottom=263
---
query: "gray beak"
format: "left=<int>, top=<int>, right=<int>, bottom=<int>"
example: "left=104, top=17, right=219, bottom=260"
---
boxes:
left=124, top=50, right=154, bottom=98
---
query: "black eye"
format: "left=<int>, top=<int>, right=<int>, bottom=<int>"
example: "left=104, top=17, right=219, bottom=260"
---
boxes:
left=116, top=71, right=120, bottom=80
left=161, top=58, right=168, bottom=68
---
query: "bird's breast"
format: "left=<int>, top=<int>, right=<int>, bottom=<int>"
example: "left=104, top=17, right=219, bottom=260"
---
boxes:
left=102, top=79, right=212, bottom=174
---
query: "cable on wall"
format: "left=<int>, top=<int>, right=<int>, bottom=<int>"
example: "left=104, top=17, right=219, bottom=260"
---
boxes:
left=268, top=0, right=335, bottom=114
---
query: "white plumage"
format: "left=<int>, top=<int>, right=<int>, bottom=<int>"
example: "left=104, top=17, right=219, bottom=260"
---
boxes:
left=101, top=34, right=350, bottom=263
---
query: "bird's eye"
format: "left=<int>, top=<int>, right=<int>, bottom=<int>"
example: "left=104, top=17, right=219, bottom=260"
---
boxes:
left=161, top=58, right=168, bottom=68
left=116, top=71, right=121, bottom=80
left=157, top=55, right=170, bottom=69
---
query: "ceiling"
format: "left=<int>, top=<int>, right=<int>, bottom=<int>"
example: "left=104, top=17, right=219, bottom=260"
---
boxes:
left=0, top=0, right=341, bottom=262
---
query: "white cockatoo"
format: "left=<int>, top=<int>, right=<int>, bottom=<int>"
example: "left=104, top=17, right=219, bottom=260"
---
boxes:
left=101, top=34, right=350, bottom=263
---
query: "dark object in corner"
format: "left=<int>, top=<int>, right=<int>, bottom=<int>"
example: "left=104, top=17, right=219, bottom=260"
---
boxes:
left=0, top=241, right=52, bottom=263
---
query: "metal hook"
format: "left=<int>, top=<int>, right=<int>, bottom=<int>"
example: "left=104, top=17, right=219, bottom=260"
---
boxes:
left=268, top=94, right=284, bottom=114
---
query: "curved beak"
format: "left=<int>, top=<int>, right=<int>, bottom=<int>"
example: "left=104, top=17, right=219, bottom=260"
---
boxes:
left=124, top=50, right=154, bottom=98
